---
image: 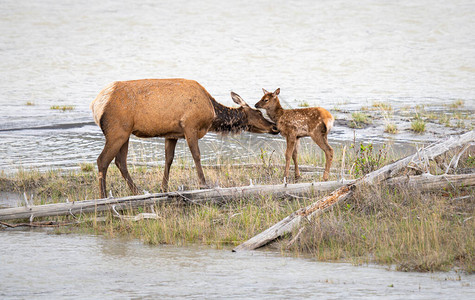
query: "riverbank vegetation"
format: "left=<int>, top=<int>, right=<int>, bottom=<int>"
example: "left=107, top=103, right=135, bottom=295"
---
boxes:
left=331, top=99, right=474, bottom=138
left=0, top=143, right=474, bottom=273
left=50, top=105, right=75, bottom=111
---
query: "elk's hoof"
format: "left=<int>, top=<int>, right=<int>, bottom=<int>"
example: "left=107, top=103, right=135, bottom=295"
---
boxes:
left=199, top=184, right=211, bottom=190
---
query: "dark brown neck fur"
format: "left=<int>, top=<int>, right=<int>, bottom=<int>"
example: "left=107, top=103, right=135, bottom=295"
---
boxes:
left=209, top=98, right=248, bottom=133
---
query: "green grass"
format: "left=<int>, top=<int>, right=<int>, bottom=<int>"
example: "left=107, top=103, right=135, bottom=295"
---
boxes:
left=350, top=112, right=372, bottom=128
left=384, top=123, right=398, bottom=134
left=297, top=100, right=311, bottom=108
left=449, top=99, right=464, bottom=109
left=50, top=105, right=75, bottom=111
left=411, top=119, right=426, bottom=133
left=372, top=102, right=392, bottom=111
left=79, top=163, right=94, bottom=172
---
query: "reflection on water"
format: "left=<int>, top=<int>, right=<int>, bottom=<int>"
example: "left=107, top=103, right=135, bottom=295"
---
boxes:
left=0, top=230, right=474, bottom=299
left=0, top=0, right=474, bottom=172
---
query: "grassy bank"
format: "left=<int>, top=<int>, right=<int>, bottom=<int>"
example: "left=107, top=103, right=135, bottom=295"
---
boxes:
left=289, top=183, right=475, bottom=273
left=1, top=144, right=474, bottom=273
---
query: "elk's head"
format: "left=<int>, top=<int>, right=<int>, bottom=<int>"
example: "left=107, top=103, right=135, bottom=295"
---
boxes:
left=255, top=88, right=281, bottom=111
left=231, top=92, right=279, bottom=134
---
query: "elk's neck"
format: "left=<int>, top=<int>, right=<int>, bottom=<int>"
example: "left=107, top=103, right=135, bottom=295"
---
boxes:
left=267, top=101, right=284, bottom=122
left=209, top=99, right=247, bottom=134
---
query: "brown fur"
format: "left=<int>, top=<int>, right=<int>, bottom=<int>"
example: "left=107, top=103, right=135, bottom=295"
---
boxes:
left=255, top=88, right=334, bottom=181
left=90, top=79, right=278, bottom=198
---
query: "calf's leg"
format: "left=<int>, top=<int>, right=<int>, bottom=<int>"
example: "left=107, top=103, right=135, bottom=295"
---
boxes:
left=310, top=130, right=333, bottom=181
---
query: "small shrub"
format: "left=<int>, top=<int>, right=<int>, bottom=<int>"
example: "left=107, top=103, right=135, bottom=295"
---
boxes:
left=350, top=143, right=387, bottom=177
left=411, top=119, right=426, bottom=133
left=50, top=105, right=75, bottom=111
left=350, top=112, right=371, bottom=128
left=80, top=163, right=94, bottom=172
left=466, top=154, right=475, bottom=167
left=372, top=102, right=392, bottom=111
left=384, top=123, right=398, bottom=134
left=331, top=106, right=341, bottom=112
left=297, top=100, right=310, bottom=108
left=455, top=120, right=466, bottom=129
left=449, top=99, right=464, bottom=109
left=25, top=101, right=35, bottom=106
left=438, top=114, right=451, bottom=127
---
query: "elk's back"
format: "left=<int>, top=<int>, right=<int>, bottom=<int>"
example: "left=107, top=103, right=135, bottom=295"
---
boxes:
left=278, top=107, right=334, bottom=137
left=90, top=79, right=216, bottom=138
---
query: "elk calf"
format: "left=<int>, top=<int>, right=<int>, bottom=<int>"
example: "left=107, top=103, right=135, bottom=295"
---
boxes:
left=255, top=88, right=334, bottom=181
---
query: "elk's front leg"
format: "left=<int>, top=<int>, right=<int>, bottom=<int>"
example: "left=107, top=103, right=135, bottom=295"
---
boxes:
left=184, top=131, right=207, bottom=188
left=162, top=138, right=178, bottom=192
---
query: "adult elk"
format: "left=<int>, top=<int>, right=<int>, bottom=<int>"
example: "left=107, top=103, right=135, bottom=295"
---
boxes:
left=91, top=79, right=278, bottom=198
left=255, top=88, right=334, bottom=182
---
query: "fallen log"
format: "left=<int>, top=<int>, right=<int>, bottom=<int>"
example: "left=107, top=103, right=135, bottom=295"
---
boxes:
left=0, top=180, right=351, bottom=221
left=134, top=162, right=348, bottom=173
left=0, top=193, right=169, bottom=221
left=233, top=131, right=475, bottom=251
left=0, top=220, right=79, bottom=228
left=232, top=172, right=475, bottom=252
left=386, top=173, right=475, bottom=192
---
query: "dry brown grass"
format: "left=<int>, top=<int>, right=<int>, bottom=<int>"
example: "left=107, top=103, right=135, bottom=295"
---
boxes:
left=290, top=183, right=475, bottom=273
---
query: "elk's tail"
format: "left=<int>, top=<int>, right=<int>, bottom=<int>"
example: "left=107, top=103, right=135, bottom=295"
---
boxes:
left=322, top=116, right=335, bottom=134
left=90, top=82, right=116, bottom=127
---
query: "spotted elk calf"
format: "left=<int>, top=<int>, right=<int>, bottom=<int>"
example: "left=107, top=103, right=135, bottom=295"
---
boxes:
left=255, top=88, right=334, bottom=182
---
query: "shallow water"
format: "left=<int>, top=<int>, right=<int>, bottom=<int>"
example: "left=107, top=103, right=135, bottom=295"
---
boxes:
left=1, top=2, right=474, bottom=296
left=0, top=230, right=473, bottom=299
left=0, top=0, right=474, bottom=171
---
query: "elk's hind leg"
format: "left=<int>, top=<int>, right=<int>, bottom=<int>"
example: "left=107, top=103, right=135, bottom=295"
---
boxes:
left=310, top=128, right=333, bottom=181
left=114, top=138, right=139, bottom=195
left=97, top=134, right=130, bottom=198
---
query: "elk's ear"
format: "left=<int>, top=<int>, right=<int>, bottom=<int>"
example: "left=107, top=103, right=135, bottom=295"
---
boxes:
left=231, top=92, right=249, bottom=107
left=274, top=88, right=280, bottom=95
left=262, top=88, right=270, bottom=94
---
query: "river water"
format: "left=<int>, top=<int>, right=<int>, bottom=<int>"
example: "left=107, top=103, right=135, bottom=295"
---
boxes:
left=0, top=0, right=474, bottom=171
left=1, top=230, right=474, bottom=299
left=1, top=0, right=475, bottom=297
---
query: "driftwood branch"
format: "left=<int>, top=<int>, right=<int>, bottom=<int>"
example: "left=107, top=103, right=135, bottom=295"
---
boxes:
left=0, top=220, right=79, bottom=228
left=0, top=180, right=351, bottom=221
left=233, top=131, right=475, bottom=251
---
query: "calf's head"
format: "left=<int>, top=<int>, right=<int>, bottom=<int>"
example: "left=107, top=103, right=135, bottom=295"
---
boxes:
left=255, top=88, right=281, bottom=111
